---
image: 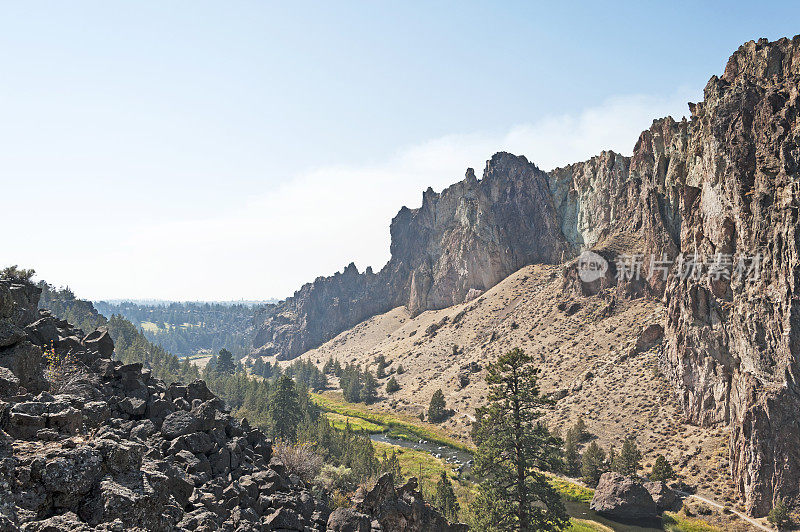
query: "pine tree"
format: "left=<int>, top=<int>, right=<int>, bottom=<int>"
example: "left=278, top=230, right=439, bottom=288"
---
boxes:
left=650, top=454, right=675, bottom=482
left=361, top=370, right=379, bottom=404
left=470, top=348, right=569, bottom=531
left=612, top=436, right=642, bottom=476
left=607, top=444, right=617, bottom=472
left=252, top=357, right=265, bottom=376
left=386, top=376, right=400, bottom=394
left=269, top=375, right=301, bottom=441
left=434, top=471, right=460, bottom=521
left=580, top=441, right=607, bottom=487
left=217, top=348, right=236, bottom=375
left=573, top=417, right=590, bottom=442
left=767, top=499, right=792, bottom=531
left=563, top=427, right=581, bottom=477
left=381, top=450, right=402, bottom=484
left=428, top=389, right=447, bottom=422
left=375, top=355, right=387, bottom=379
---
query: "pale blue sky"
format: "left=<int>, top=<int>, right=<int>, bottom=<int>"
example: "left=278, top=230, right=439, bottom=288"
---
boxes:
left=2, top=1, right=798, bottom=300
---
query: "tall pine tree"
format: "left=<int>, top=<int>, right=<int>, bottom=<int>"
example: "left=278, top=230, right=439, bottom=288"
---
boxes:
left=269, top=375, right=301, bottom=441
left=470, top=348, right=568, bottom=531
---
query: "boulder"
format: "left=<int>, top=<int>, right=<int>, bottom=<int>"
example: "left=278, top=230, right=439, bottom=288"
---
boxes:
left=590, top=472, right=657, bottom=520
left=81, top=328, right=114, bottom=359
left=0, top=367, right=19, bottom=397
left=160, top=411, right=200, bottom=440
left=327, top=507, right=371, bottom=532
left=0, top=342, right=46, bottom=393
left=0, top=321, right=25, bottom=348
left=644, top=481, right=681, bottom=512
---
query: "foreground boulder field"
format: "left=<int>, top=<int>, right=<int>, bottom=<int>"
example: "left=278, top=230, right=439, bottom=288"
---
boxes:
left=253, top=35, right=800, bottom=517
left=0, top=279, right=461, bottom=531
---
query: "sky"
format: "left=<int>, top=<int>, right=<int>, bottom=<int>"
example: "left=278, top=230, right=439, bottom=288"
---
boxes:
left=2, top=1, right=799, bottom=301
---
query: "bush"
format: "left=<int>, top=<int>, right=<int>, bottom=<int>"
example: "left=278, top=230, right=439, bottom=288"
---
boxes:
left=396, top=365, right=405, bottom=375
left=314, top=464, right=358, bottom=493
left=43, top=344, right=98, bottom=396
left=274, top=440, right=323, bottom=482
left=386, top=377, right=400, bottom=394
left=650, top=454, right=676, bottom=482
left=768, top=499, right=792, bottom=530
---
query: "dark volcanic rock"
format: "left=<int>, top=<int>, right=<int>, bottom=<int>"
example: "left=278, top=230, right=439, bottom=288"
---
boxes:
left=329, top=474, right=467, bottom=532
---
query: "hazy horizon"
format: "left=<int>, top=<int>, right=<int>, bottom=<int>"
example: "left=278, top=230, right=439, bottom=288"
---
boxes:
left=3, top=1, right=799, bottom=301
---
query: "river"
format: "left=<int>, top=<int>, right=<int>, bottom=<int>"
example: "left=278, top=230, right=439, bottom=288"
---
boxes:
left=371, top=433, right=667, bottom=531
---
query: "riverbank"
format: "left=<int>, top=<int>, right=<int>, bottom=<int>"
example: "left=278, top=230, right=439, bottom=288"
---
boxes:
left=311, top=391, right=473, bottom=451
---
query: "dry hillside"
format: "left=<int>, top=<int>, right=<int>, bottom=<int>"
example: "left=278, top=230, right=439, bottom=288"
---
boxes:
left=286, top=264, right=739, bottom=506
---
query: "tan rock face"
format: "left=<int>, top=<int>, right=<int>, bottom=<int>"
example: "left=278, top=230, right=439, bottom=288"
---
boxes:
left=559, top=36, right=800, bottom=516
left=254, top=153, right=568, bottom=360
left=662, top=36, right=800, bottom=516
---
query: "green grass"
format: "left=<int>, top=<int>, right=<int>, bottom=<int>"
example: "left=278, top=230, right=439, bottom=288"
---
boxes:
left=547, top=475, right=594, bottom=503
left=373, top=440, right=476, bottom=522
left=566, top=518, right=612, bottom=532
left=663, top=512, right=722, bottom=532
left=323, top=412, right=385, bottom=433
left=311, top=392, right=473, bottom=452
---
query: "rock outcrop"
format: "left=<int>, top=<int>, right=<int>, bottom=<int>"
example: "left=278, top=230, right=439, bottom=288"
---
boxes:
left=327, top=474, right=468, bottom=532
left=590, top=472, right=658, bottom=520
left=0, top=279, right=329, bottom=530
left=1, top=278, right=464, bottom=530
left=643, top=481, right=681, bottom=513
left=254, top=153, right=569, bottom=359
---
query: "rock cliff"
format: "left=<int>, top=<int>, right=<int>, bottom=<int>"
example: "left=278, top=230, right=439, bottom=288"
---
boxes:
left=0, top=278, right=461, bottom=530
left=553, top=36, right=800, bottom=516
left=254, top=153, right=568, bottom=359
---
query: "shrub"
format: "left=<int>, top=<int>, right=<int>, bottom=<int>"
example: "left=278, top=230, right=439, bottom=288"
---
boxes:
left=43, top=344, right=97, bottom=395
left=314, top=464, right=358, bottom=493
left=386, top=377, right=400, bottom=394
left=274, top=440, right=323, bottom=482
left=768, top=499, right=792, bottom=530
left=396, top=364, right=405, bottom=375
left=650, top=454, right=676, bottom=482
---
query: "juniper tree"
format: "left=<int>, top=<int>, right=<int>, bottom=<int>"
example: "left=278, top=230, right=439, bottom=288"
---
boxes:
left=580, top=442, right=607, bottom=487
left=386, top=376, right=400, bottom=394
left=269, top=375, right=301, bottom=441
left=612, top=436, right=642, bottom=476
left=435, top=471, right=460, bottom=522
left=650, top=454, right=675, bottom=482
left=470, top=348, right=568, bottom=531
left=428, top=389, right=447, bottom=422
